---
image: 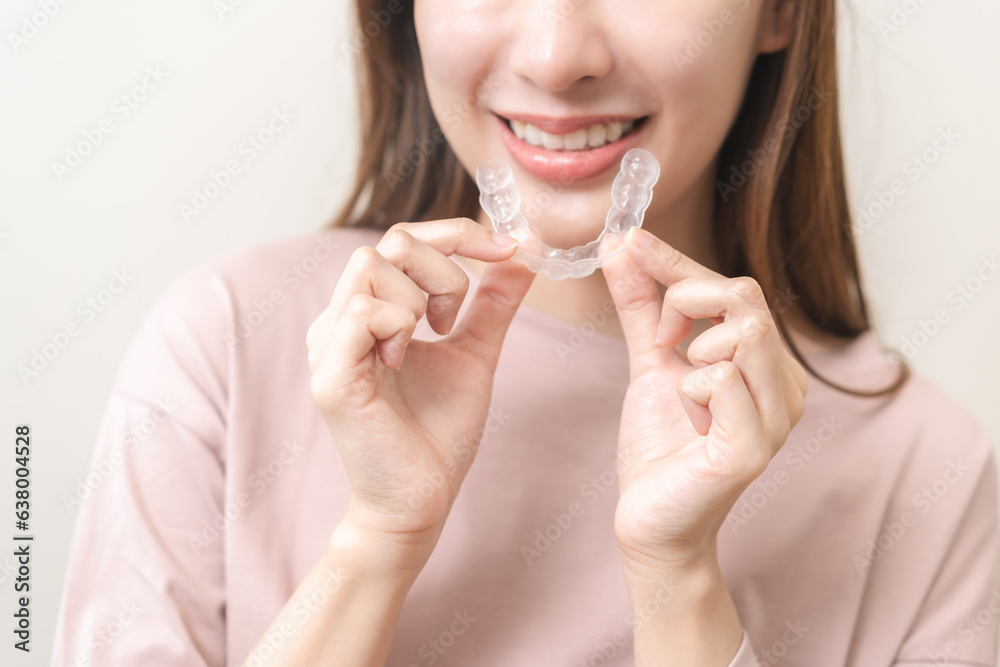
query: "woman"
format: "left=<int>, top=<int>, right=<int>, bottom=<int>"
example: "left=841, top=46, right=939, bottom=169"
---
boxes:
left=52, top=0, right=999, bottom=665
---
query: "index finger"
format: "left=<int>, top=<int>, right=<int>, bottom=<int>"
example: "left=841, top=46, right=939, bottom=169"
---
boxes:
left=601, top=228, right=725, bottom=379
left=389, top=217, right=519, bottom=261
left=623, top=227, right=725, bottom=285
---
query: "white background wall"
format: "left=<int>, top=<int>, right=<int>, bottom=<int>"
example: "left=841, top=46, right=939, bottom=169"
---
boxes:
left=1, top=0, right=998, bottom=664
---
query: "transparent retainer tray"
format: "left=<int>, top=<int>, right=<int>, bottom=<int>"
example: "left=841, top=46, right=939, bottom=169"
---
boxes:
left=476, top=148, right=660, bottom=280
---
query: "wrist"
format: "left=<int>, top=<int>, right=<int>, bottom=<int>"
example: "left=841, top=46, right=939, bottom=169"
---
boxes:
left=618, top=534, right=718, bottom=582
left=621, top=555, right=743, bottom=667
left=330, top=511, right=441, bottom=583
left=620, top=547, right=718, bottom=607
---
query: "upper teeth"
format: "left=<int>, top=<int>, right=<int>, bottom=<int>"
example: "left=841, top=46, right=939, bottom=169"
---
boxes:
left=510, top=119, right=636, bottom=150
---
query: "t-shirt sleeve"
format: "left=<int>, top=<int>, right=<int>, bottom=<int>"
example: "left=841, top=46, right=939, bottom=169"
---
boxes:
left=726, top=630, right=762, bottom=666
left=724, top=432, right=1000, bottom=667
left=50, top=262, right=233, bottom=666
left=892, top=429, right=1000, bottom=666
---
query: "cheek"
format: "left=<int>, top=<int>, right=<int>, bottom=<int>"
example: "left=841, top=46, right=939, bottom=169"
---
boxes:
left=414, top=2, right=503, bottom=137
left=632, top=1, right=763, bottom=198
left=644, top=1, right=761, bottom=116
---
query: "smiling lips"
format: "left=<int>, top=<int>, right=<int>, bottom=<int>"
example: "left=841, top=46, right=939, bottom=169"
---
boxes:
left=494, top=112, right=647, bottom=183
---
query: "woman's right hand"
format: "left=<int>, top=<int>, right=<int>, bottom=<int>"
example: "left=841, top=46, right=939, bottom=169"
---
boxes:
left=307, top=218, right=533, bottom=558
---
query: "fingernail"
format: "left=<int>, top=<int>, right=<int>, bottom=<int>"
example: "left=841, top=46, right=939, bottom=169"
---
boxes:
left=628, top=227, right=655, bottom=249
left=655, top=317, right=670, bottom=347
left=493, top=232, right=518, bottom=248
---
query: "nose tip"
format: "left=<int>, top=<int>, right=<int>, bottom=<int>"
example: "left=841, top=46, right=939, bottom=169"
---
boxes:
left=507, top=4, right=614, bottom=94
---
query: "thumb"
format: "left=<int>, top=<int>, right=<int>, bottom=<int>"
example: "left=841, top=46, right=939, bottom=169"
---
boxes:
left=449, top=258, right=536, bottom=371
left=600, top=236, right=681, bottom=379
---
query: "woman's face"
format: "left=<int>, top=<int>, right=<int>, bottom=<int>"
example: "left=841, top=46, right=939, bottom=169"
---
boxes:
left=414, top=0, right=793, bottom=251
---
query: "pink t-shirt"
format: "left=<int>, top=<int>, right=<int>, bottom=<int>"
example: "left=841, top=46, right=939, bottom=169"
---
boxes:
left=51, top=227, right=1000, bottom=666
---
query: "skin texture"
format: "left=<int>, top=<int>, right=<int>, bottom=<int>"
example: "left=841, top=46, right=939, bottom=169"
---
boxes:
left=415, top=0, right=795, bottom=340
left=248, top=1, right=805, bottom=665
left=412, top=1, right=805, bottom=663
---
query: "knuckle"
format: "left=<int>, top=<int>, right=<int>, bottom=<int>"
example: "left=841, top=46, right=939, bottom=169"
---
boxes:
left=679, top=370, right=702, bottom=395
left=619, top=288, right=658, bottom=313
left=451, top=270, right=470, bottom=295
left=653, top=246, right=686, bottom=276
left=378, top=227, right=416, bottom=258
left=711, top=360, right=741, bottom=385
left=790, top=393, right=806, bottom=427
left=403, top=309, right=419, bottom=333
left=739, top=312, right=772, bottom=342
left=439, top=265, right=470, bottom=298
left=309, top=371, right=335, bottom=408
left=478, top=280, right=518, bottom=310
left=350, top=245, right=383, bottom=271
left=662, top=279, right=686, bottom=303
left=685, top=338, right=707, bottom=367
left=730, top=276, right=764, bottom=305
left=386, top=221, right=411, bottom=236
left=443, top=217, right=469, bottom=237
left=347, top=293, right=375, bottom=318
left=305, top=320, right=317, bottom=350
left=307, top=347, right=318, bottom=374
left=786, top=379, right=807, bottom=424
left=793, top=359, right=810, bottom=395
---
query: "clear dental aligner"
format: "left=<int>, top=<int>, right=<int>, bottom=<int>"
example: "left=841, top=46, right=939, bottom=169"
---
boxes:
left=476, top=148, right=661, bottom=280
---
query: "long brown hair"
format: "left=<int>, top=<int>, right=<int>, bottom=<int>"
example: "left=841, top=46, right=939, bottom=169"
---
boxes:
left=329, top=0, right=909, bottom=398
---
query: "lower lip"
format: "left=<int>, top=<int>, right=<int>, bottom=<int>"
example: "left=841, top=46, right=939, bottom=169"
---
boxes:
left=496, top=115, right=646, bottom=184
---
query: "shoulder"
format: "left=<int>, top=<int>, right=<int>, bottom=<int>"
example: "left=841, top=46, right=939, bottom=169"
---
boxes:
left=146, top=226, right=387, bottom=343
left=112, top=226, right=385, bottom=398
left=156, top=226, right=385, bottom=313
left=797, top=329, right=996, bottom=514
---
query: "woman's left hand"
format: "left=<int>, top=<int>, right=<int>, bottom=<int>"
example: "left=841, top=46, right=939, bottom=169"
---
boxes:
left=601, top=227, right=809, bottom=575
